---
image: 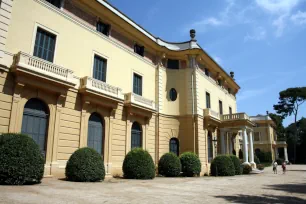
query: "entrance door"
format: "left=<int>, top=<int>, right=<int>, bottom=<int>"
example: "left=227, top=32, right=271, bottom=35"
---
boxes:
left=88, top=113, right=104, bottom=156
left=21, top=98, right=49, bottom=157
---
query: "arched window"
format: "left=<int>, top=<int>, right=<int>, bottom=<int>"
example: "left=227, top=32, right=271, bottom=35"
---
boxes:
left=22, top=98, right=49, bottom=157
left=88, top=113, right=104, bottom=156
left=131, top=122, right=142, bottom=149
left=207, top=131, right=213, bottom=162
left=169, top=138, right=179, bottom=156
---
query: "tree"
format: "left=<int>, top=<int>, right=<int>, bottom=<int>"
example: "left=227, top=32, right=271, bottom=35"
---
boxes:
left=273, top=87, right=306, bottom=163
left=269, top=113, right=286, bottom=141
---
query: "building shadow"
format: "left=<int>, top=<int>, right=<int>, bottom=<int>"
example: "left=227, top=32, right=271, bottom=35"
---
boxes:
left=265, top=183, right=306, bottom=195
left=215, top=194, right=306, bottom=204
left=287, top=170, right=306, bottom=172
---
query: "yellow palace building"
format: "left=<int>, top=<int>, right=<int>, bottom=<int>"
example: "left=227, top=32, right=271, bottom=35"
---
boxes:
left=0, top=0, right=277, bottom=177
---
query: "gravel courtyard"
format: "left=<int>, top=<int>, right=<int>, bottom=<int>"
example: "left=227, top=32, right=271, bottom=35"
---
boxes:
left=1, top=165, right=306, bottom=204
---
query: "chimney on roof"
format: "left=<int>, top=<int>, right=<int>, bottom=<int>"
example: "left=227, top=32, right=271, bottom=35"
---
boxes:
left=230, top=71, right=235, bottom=79
left=266, top=111, right=269, bottom=115
left=190, top=29, right=196, bottom=41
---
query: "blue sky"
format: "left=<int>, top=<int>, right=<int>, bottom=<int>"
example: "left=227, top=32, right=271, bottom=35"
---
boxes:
left=108, top=0, right=306, bottom=126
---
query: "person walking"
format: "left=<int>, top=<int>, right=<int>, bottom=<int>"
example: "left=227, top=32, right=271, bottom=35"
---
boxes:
left=273, top=161, right=278, bottom=174
left=282, top=161, right=287, bottom=174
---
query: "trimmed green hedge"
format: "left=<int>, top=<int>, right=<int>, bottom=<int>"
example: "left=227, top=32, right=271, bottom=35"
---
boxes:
left=242, top=164, right=252, bottom=174
left=210, top=155, right=235, bottom=176
left=254, top=155, right=260, bottom=165
left=256, top=151, right=272, bottom=163
left=66, top=147, right=105, bottom=182
left=179, top=152, right=201, bottom=177
left=276, top=158, right=284, bottom=165
left=0, top=133, right=45, bottom=185
left=229, top=155, right=242, bottom=175
left=158, top=153, right=181, bottom=177
left=123, top=148, right=155, bottom=179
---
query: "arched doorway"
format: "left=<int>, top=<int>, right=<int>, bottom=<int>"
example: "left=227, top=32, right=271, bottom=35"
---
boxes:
left=21, top=98, right=49, bottom=157
left=207, top=131, right=213, bottom=162
left=169, top=138, right=179, bottom=156
left=131, top=122, right=142, bottom=149
left=88, top=113, right=104, bottom=156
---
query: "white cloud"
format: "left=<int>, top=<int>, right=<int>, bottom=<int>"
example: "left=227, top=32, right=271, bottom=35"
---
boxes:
left=244, top=26, right=266, bottom=41
left=255, top=0, right=301, bottom=14
left=193, top=17, right=224, bottom=27
left=273, top=14, right=289, bottom=37
left=291, top=10, right=306, bottom=25
left=237, top=88, right=268, bottom=101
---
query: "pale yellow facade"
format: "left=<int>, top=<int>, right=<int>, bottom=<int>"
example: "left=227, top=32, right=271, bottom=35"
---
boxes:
left=0, top=0, right=258, bottom=177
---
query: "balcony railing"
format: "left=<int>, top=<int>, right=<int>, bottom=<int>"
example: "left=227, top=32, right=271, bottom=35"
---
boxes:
left=13, top=52, right=76, bottom=86
left=250, top=115, right=270, bottom=121
left=221, top=113, right=250, bottom=121
left=204, top=108, right=220, bottom=120
left=124, top=93, right=156, bottom=111
left=80, top=77, right=124, bottom=100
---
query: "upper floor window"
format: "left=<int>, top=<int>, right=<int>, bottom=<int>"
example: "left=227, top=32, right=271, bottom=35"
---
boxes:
left=34, top=28, right=56, bottom=63
left=204, top=68, right=210, bottom=77
left=167, top=59, right=179, bottom=69
left=134, top=44, right=144, bottom=57
left=228, top=87, right=232, bottom=94
left=206, top=92, right=211, bottom=109
left=219, top=100, right=223, bottom=115
left=93, top=55, right=107, bottom=82
left=96, top=21, right=110, bottom=36
left=229, top=107, right=232, bottom=114
left=133, top=73, right=142, bottom=96
left=254, top=132, right=261, bottom=141
left=46, top=0, right=61, bottom=8
left=217, top=79, right=223, bottom=87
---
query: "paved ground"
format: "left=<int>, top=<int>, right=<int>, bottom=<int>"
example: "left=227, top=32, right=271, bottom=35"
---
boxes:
left=1, top=165, right=306, bottom=204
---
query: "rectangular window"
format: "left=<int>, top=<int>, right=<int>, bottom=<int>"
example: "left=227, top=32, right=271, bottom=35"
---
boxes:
left=93, top=55, right=107, bottom=82
left=228, top=87, right=232, bottom=94
left=254, top=132, right=260, bottom=141
left=34, top=28, right=56, bottom=62
left=204, top=68, right=210, bottom=77
left=219, top=100, right=223, bottom=115
left=206, top=92, right=211, bottom=109
left=167, top=59, right=179, bottom=69
left=134, top=44, right=144, bottom=57
left=229, top=107, right=232, bottom=114
left=133, top=73, right=142, bottom=96
left=96, top=21, right=110, bottom=36
left=46, top=0, right=61, bottom=8
left=218, top=79, right=223, bottom=87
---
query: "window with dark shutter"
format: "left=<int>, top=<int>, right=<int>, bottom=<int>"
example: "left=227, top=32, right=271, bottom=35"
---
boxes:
left=46, top=0, right=61, bottom=8
left=204, top=68, right=210, bottom=77
left=206, top=92, right=211, bottom=109
left=169, top=138, right=179, bottom=156
left=96, top=21, right=110, bottom=36
left=93, top=55, right=107, bottom=82
left=207, top=131, right=213, bottom=162
left=134, top=44, right=144, bottom=57
left=167, top=59, right=179, bottom=69
left=34, top=28, right=56, bottom=62
left=229, top=107, right=232, bottom=114
left=133, top=73, right=142, bottom=96
left=219, top=100, right=223, bottom=115
left=131, top=122, right=142, bottom=149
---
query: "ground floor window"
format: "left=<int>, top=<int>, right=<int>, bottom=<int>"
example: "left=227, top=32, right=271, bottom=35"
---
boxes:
left=87, top=113, right=104, bottom=156
left=131, top=122, right=142, bottom=149
left=169, top=138, right=179, bottom=156
left=208, top=131, right=213, bottom=162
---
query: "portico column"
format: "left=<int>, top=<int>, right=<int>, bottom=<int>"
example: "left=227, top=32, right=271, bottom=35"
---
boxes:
left=229, top=134, right=233, bottom=155
left=242, top=128, right=249, bottom=164
left=284, top=147, right=289, bottom=163
left=249, top=131, right=255, bottom=167
left=220, top=130, right=225, bottom=154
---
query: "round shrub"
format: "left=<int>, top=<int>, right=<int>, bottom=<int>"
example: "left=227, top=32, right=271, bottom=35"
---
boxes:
left=0, top=133, right=44, bottom=185
left=179, top=152, right=201, bottom=177
left=242, top=164, right=252, bottom=174
left=158, top=153, right=181, bottom=177
left=123, top=148, right=155, bottom=179
left=229, top=155, right=242, bottom=175
left=254, top=155, right=260, bottom=165
left=66, top=147, right=105, bottom=182
left=211, top=155, right=235, bottom=176
left=257, top=164, right=265, bottom=170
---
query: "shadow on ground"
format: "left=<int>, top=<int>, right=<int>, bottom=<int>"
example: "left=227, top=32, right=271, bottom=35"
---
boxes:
left=266, top=183, right=306, bottom=195
left=215, top=194, right=306, bottom=204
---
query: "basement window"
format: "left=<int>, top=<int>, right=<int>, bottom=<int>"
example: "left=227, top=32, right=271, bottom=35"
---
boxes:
left=134, top=44, right=145, bottom=57
left=96, top=21, right=110, bottom=36
left=46, top=0, right=61, bottom=8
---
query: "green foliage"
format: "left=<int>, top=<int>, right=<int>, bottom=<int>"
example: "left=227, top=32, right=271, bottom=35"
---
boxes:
left=179, top=152, right=201, bottom=177
left=256, top=151, right=272, bottom=163
left=123, top=148, right=155, bottom=179
left=158, top=153, right=181, bottom=177
left=210, top=155, right=235, bottom=177
left=269, top=113, right=286, bottom=141
left=254, top=155, right=260, bottom=165
left=257, top=164, right=265, bottom=170
left=229, top=155, right=242, bottom=175
left=66, top=147, right=105, bottom=182
left=242, top=164, right=252, bottom=174
left=0, top=133, right=44, bottom=185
